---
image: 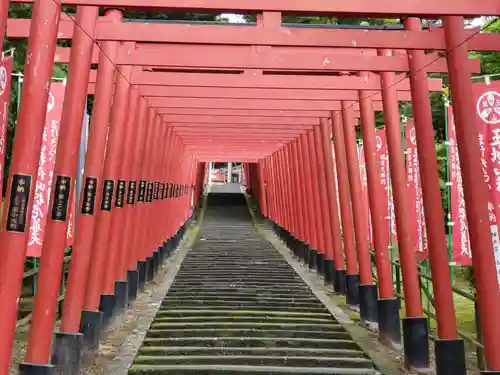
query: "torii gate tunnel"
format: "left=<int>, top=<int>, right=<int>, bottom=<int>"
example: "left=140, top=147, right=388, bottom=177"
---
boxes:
left=0, top=0, right=499, bottom=374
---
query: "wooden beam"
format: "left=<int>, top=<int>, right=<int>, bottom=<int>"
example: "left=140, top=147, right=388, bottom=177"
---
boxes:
left=151, top=98, right=385, bottom=111
left=8, top=19, right=499, bottom=52
left=164, top=116, right=319, bottom=125
left=9, top=0, right=499, bottom=17
left=135, top=86, right=416, bottom=101
left=55, top=44, right=480, bottom=73
left=160, top=109, right=347, bottom=118
left=88, top=71, right=443, bottom=92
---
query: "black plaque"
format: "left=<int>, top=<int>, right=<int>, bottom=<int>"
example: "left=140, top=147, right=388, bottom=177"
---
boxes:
left=127, top=180, right=137, bottom=205
left=138, top=180, right=146, bottom=202
left=154, top=181, right=160, bottom=200
left=81, top=177, right=97, bottom=215
left=100, top=179, right=114, bottom=211
left=115, top=179, right=126, bottom=208
left=51, top=175, right=71, bottom=221
left=6, top=174, right=32, bottom=233
left=146, top=182, right=154, bottom=203
left=160, top=183, right=165, bottom=200
left=167, top=183, right=172, bottom=198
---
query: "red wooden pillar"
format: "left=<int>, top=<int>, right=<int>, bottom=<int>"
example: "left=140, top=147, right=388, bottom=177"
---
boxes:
left=279, top=148, right=293, bottom=235
left=128, top=102, right=152, bottom=288
left=122, top=98, right=149, bottom=301
left=358, top=79, right=399, bottom=344
left=113, top=87, right=141, bottom=285
left=0, top=0, right=8, bottom=46
left=85, top=63, right=132, bottom=327
left=378, top=48, right=427, bottom=369
left=144, top=116, right=162, bottom=265
left=319, top=119, right=346, bottom=294
left=444, top=16, right=500, bottom=372
left=341, top=100, right=377, bottom=323
left=299, top=133, right=321, bottom=268
left=292, top=139, right=312, bottom=260
left=331, top=111, right=360, bottom=306
left=258, top=161, right=267, bottom=217
left=297, top=136, right=317, bottom=260
left=285, top=142, right=305, bottom=255
left=404, top=17, right=466, bottom=375
left=287, top=142, right=303, bottom=244
left=22, top=6, right=99, bottom=369
left=307, top=129, right=327, bottom=274
left=265, top=156, right=275, bottom=222
left=60, top=11, right=121, bottom=351
left=271, top=153, right=283, bottom=227
left=0, top=0, right=61, bottom=372
left=313, top=125, right=335, bottom=280
left=101, top=73, right=137, bottom=313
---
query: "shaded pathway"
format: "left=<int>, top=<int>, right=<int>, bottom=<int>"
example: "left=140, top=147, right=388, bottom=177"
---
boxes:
left=129, top=192, right=381, bottom=374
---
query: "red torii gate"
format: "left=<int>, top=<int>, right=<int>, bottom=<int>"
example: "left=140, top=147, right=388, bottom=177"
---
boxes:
left=0, top=2, right=498, bottom=375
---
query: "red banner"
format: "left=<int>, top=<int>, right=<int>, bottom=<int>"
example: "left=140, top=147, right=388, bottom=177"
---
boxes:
left=376, top=129, right=391, bottom=251
left=447, top=105, right=472, bottom=266
left=27, top=82, right=74, bottom=257
left=472, top=81, right=500, bottom=282
left=405, top=120, right=428, bottom=260
left=0, top=56, right=13, bottom=196
left=357, top=142, right=372, bottom=245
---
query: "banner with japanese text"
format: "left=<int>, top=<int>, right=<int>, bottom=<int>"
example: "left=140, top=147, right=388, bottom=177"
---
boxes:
left=375, top=129, right=392, bottom=251
left=447, top=105, right=472, bottom=266
left=27, top=81, right=73, bottom=257
left=472, top=81, right=500, bottom=283
left=0, top=56, right=13, bottom=197
left=404, top=120, right=428, bottom=260
left=357, top=142, right=372, bottom=246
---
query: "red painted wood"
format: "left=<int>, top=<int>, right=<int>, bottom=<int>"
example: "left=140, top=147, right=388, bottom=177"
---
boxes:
left=9, top=18, right=499, bottom=52
left=135, top=86, right=418, bottom=101
left=164, top=116, right=319, bottom=125
left=9, top=0, right=499, bottom=17
left=55, top=44, right=481, bottom=73
left=162, top=109, right=359, bottom=118
left=150, top=97, right=385, bottom=111
left=127, top=71, right=442, bottom=91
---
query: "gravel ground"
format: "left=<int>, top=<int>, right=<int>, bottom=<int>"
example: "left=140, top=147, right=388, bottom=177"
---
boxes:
left=8, top=232, right=192, bottom=375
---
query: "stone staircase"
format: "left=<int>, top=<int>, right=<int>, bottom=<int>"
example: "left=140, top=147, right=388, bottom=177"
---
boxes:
left=128, top=192, right=381, bottom=374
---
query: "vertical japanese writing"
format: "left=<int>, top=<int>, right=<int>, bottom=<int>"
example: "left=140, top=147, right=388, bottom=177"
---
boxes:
left=81, top=177, right=97, bottom=215
left=51, top=175, right=71, bottom=221
left=115, top=179, right=126, bottom=208
left=127, top=180, right=137, bottom=205
left=101, top=180, right=114, bottom=211
left=7, top=175, right=32, bottom=232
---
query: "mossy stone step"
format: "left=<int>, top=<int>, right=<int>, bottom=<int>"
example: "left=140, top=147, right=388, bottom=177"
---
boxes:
left=145, top=328, right=350, bottom=340
left=159, top=303, right=328, bottom=313
left=128, top=364, right=379, bottom=374
left=137, top=346, right=367, bottom=358
left=174, top=272, right=300, bottom=279
left=162, top=293, right=319, bottom=301
left=152, top=316, right=334, bottom=324
left=154, top=309, right=331, bottom=318
left=150, top=322, right=342, bottom=330
left=142, top=337, right=359, bottom=350
left=133, top=355, right=375, bottom=369
left=167, top=287, right=312, bottom=295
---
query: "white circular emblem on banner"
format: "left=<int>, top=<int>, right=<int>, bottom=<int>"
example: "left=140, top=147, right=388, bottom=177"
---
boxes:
left=409, top=127, right=417, bottom=145
left=47, top=92, right=55, bottom=113
left=0, top=67, right=7, bottom=96
left=376, top=135, right=382, bottom=151
left=477, top=91, right=500, bottom=125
